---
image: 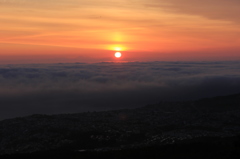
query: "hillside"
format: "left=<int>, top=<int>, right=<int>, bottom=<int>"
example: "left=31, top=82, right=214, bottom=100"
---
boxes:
left=0, top=93, right=240, bottom=158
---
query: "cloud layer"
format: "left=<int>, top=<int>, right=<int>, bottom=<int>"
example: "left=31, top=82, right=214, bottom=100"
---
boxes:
left=0, top=61, right=240, bottom=120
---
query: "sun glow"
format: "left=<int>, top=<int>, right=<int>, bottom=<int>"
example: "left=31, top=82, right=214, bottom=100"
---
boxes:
left=108, top=45, right=127, bottom=51
left=115, top=47, right=122, bottom=51
left=115, top=52, right=122, bottom=58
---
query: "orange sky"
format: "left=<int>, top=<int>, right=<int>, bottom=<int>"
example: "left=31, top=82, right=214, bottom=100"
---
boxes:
left=1, top=0, right=240, bottom=63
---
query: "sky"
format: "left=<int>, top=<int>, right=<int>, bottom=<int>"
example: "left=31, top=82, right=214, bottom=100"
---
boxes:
left=1, top=61, right=240, bottom=120
left=1, top=0, right=240, bottom=63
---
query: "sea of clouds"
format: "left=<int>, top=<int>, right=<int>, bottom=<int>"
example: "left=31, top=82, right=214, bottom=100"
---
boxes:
left=0, top=61, right=240, bottom=120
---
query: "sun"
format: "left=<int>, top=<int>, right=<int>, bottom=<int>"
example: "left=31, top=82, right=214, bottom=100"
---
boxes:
left=115, top=52, right=122, bottom=58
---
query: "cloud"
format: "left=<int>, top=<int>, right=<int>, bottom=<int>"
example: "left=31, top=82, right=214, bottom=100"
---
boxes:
left=149, top=0, right=240, bottom=23
left=0, top=61, right=240, bottom=120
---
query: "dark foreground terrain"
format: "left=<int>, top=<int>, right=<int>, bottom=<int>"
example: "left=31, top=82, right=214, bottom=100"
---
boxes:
left=1, top=137, right=240, bottom=159
left=1, top=93, right=240, bottom=158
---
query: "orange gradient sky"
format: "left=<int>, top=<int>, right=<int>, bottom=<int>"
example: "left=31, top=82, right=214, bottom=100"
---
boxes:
left=1, top=0, right=240, bottom=63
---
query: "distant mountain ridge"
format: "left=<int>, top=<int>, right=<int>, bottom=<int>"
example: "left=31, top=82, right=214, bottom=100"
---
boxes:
left=197, top=92, right=240, bottom=102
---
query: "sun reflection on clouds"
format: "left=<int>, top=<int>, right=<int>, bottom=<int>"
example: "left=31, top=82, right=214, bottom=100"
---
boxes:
left=115, top=47, right=121, bottom=51
left=107, top=45, right=127, bottom=51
